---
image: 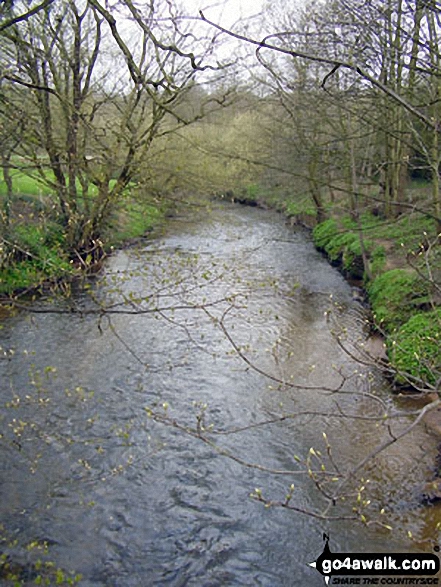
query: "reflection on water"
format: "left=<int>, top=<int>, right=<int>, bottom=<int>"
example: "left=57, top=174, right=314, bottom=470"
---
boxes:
left=0, top=202, right=440, bottom=586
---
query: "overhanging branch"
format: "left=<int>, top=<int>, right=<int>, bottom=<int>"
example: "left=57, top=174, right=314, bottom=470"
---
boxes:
left=0, top=0, right=55, bottom=32
left=199, top=11, right=438, bottom=131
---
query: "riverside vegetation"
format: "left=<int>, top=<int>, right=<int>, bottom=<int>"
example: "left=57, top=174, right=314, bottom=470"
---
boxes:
left=0, top=170, right=167, bottom=295
left=237, top=181, right=441, bottom=392
left=1, top=3, right=441, bottom=581
left=2, top=1, right=441, bottom=400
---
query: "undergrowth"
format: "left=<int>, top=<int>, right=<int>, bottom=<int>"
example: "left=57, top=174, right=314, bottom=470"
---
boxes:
left=1, top=181, right=166, bottom=295
left=388, top=309, right=441, bottom=387
left=367, top=269, right=431, bottom=334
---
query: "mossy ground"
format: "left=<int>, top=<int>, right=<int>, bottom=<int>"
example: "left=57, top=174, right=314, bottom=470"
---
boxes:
left=367, top=269, right=431, bottom=333
left=0, top=173, right=167, bottom=296
left=388, top=309, right=441, bottom=388
left=240, top=181, right=441, bottom=390
left=312, top=214, right=440, bottom=388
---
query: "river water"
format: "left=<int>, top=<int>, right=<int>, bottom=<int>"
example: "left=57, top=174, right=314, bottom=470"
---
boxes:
left=1, top=203, right=440, bottom=586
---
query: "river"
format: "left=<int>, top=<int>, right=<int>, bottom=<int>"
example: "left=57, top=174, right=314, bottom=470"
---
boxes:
left=0, top=202, right=440, bottom=586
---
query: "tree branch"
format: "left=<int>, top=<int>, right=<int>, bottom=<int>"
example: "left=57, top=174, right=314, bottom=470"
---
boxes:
left=0, top=0, right=55, bottom=32
left=3, top=74, right=58, bottom=96
left=199, top=11, right=439, bottom=131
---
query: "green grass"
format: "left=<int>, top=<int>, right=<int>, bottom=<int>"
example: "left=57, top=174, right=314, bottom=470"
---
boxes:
left=356, top=212, right=437, bottom=254
left=0, top=223, right=73, bottom=295
left=312, top=218, right=339, bottom=250
left=312, top=209, right=438, bottom=274
left=367, top=269, right=430, bottom=333
left=285, top=196, right=317, bottom=218
left=0, top=169, right=56, bottom=198
left=0, top=169, right=117, bottom=201
left=0, top=258, right=72, bottom=294
left=106, top=199, right=167, bottom=246
left=388, top=309, right=441, bottom=387
left=310, top=207, right=439, bottom=389
left=312, top=216, right=382, bottom=278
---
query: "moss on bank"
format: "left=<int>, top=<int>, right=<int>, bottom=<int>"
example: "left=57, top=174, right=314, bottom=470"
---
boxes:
left=388, top=309, right=441, bottom=387
left=312, top=215, right=440, bottom=388
left=312, top=216, right=387, bottom=279
left=238, top=182, right=441, bottom=390
left=367, top=269, right=431, bottom=333
left=0, top=196, right=167, bottom=296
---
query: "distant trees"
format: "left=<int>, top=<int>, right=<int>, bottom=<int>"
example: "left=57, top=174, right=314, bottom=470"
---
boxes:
left=201, top=0, right=441, bottom=229
left=0, top=0, right=228, bottom=259
left=2, top=0, right=441, bottom=260
left=151, top=90, right=263, bottom=198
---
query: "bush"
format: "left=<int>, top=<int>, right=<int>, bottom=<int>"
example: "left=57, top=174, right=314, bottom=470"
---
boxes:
left=0, top=224, right=72, bottom=294
left=312, top=218, right=339, bottom=251
left=367, top=269, right=430, bottom=333
left=388, top=309, right=441, bottom=387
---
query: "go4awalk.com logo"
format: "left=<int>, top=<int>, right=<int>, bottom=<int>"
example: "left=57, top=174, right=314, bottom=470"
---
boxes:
left=308, top=534, right=440, bottom=585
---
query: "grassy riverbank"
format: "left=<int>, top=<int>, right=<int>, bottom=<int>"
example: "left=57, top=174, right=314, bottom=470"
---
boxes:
left=3, top=169, right=440, bottom=388
left=237, top=183, right=441, bottom=390
left=0, top=172, right=168, bottom=296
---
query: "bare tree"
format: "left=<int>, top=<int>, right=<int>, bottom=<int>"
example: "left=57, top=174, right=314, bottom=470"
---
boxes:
left=200, top=0, right=441, bottom=228
left=0, top=0, right=224, bottom=260
left=0, top=0, right=54, bottom=32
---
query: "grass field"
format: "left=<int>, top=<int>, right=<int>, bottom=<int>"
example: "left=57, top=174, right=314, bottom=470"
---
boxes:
left=0, top=168, right=57, bottom=195
left=0, top=169, right=105, bottom=199
left=0, top=169, right=167, bottom=295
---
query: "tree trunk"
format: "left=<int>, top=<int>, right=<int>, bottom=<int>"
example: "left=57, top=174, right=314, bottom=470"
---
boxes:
left=1, top=153, right=13, bottom=232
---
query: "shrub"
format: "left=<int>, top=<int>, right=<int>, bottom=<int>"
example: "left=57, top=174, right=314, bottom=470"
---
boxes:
left=388, top=309, right=441, bottom=387
left=367, top=269, right=430, bottom=333
left=312, top=218, right=339, bottom=251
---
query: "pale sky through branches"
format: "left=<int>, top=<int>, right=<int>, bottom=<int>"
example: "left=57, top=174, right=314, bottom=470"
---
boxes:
left=177, top=0, right=266, bottom=68
left=180, top=0, right=264, bottom=27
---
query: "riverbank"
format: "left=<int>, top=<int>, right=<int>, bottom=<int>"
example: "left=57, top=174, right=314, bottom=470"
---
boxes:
left=2, top=203, right=436, bottom=580
left=232, top=184, right=441, bottom=393
left=0, top=191, right=170, bottom=298
left=3, top=180, right=440, bottom=391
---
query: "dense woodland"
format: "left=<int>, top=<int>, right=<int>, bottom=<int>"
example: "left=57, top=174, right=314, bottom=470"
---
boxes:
left=0, top=2, right=440, bottom=388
